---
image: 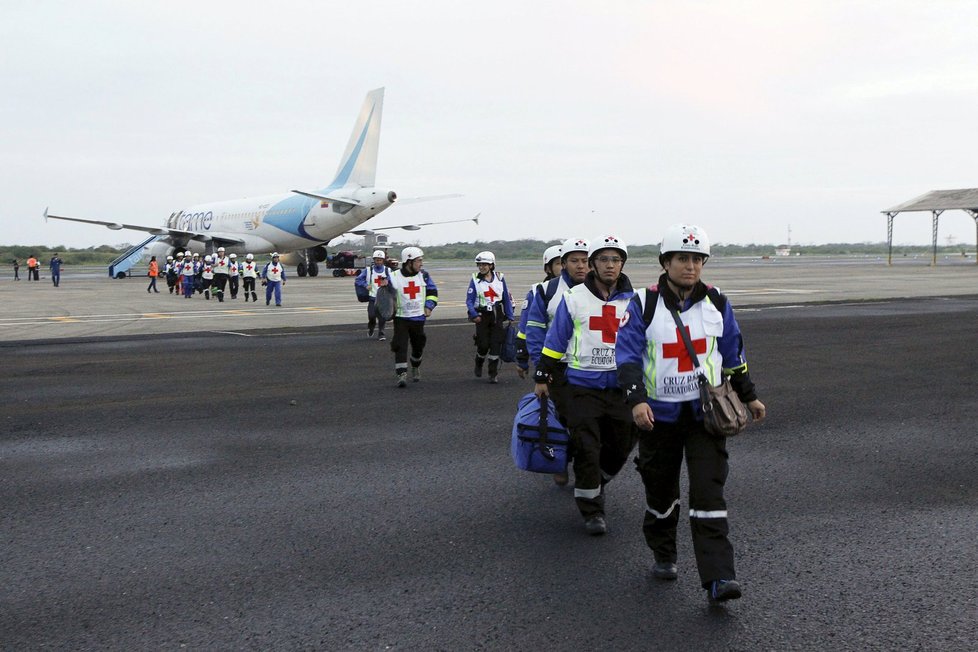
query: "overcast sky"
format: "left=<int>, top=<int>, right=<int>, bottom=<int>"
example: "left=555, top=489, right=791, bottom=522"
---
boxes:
left=4, top=0, right=978, bottom=249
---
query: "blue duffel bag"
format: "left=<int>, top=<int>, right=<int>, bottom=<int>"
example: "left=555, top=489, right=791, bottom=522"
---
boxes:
left=500, top=323, right=517, bottom=363
left=511, top=393, right=570, bottom=474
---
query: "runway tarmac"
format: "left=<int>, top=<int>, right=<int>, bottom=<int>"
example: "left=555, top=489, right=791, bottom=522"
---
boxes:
left=1, top=257, right=977, bottom=649
left=1, top=255, right=976, bottom=343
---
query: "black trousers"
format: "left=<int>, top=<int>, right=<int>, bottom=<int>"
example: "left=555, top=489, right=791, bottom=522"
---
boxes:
left=212, top=273, right=228, bottom=297
left=228, top=275, right=239, bottom=298
left=391, top=317, right=426, bottom=371
left=473, top=311, right=506, bottom=358
left=635, top=403, right=735, bottom=587
left=243, top=277, right=256, bottom=294
left=562, top=385, right=637, bottom=519
left=367, top=298, right=387, bottom=333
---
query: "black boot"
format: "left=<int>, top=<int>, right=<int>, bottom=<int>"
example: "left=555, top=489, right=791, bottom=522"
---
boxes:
left=474, top=355, right=485, bottom=378
left=488, top=357, right=499, bottom=384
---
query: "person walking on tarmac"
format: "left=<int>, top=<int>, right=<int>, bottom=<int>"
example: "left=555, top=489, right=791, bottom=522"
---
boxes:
left=241, top=253, right=259, bottom=302
left=616, top=223, right=766, bottom=603
left=515, top=244, right=563, bottom=379
left=262, top=252, right=286, bottom=306
left=164, top=255, right=177, bottom=294
left=12, top=258, right=20, bottom=280
left=172, top=252, right=186, bottom=296
left=180, top=253, right=196, bottom=298
left=388, top=246, right=438, bottom=388
left=466, top=251, right=514, bottom=383
left=354, top=250, right=391, bottom=340
left=147, top=256, right=160, bottom=293
left=534, top=236, right=637, bottom=536
left=27, top=255, right=39, bottom=281
left=228, top=253, right=240, bottom=299
left=48, top=254, right=63, bottom=286
left=211, top=247, right=230, bottom=302
left=200, top=254, right=215, bottom=300
left=524, top=237, right=591, bottom=486
left=192, top=253, right=203, bottom=295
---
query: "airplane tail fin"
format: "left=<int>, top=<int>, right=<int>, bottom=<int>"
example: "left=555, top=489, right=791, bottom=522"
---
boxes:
left=328, top=88, right=384, bottom=190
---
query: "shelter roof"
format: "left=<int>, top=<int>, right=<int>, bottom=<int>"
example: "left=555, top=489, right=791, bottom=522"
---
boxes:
left=882, top=189, right=978, bottom=213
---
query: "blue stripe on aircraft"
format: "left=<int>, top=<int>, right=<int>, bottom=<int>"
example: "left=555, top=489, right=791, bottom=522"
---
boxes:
left=262, top=195, right=320, bottom=240
left=330, top=102, right=376, bottom=188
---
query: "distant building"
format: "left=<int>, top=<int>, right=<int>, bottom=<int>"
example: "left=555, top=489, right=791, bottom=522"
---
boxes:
left=775, top=244, right=792, bottom=256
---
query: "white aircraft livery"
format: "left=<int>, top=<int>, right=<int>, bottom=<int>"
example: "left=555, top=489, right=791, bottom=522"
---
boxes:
left=44, top=88, right=474, bottom=276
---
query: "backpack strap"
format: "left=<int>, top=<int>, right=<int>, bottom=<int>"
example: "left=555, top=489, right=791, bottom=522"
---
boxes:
left=642, top=285, right=660, bottom=328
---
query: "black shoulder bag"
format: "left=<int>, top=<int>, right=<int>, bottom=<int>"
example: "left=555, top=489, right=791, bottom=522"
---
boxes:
left=669, top=308, right=750, bottom=437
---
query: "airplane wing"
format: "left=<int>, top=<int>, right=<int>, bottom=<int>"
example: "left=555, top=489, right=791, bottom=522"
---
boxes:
left=348, top=213, right=479, bottom=235
left=43, top=208, right=244, bottom=245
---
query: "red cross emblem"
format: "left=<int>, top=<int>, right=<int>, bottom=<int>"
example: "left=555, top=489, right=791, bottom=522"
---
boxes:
left=589, top=305, right=620, bottom=344
left=403, top=281, right=421, bottom=299
left=483, top=285, right=499, bottom=302
left=662, top=326, right=706, bottom=372
left=271, top=266, right=279, bottom=273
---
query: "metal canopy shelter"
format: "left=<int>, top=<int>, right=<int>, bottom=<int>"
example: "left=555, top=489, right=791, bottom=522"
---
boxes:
left=882, top=188, right=978, bottom=266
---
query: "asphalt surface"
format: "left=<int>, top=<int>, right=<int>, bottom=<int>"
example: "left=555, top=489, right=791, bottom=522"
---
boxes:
left=2, top=273, right=978, bottom=648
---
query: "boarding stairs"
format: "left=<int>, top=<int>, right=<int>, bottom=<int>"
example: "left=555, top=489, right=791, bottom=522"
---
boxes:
left=108, top=235, right=161, bottom=279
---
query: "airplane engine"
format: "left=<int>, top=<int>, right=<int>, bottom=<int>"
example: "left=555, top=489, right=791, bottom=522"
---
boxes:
left=309, top=246, right=328, bottom=263
left=278, top=252, right=303, bottom=266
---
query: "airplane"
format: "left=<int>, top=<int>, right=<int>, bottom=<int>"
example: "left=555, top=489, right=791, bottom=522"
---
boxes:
left=43, top=88, right=477, bottom=277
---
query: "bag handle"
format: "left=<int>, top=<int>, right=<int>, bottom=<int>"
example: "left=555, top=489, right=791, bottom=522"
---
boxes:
left=537, top=394, right=556, bottom=460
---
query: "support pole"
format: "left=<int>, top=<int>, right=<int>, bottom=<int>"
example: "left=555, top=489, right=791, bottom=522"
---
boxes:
left=969, top=210, right=978, bottom=266
left=931, top=210, right=943, bottom=266
left=886, top=212, right=895, bottom=266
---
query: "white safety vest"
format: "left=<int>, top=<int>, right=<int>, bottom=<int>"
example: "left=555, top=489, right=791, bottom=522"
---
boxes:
left=472, top=272, right=505, bottom=310
left=640, top=293, right=724, bottom=402
left=264, top=262, right=284, bottom=282
left=241, top=262, right=258, bottom=278
left=559, top=285, right=631, bottom=372
left=367, top=266, right=388, bottom=298
left=388, top=269, right=428, bottom=318
left=202, top=263, right=214, bottom=280
left=181, top=261, right=194, bottom=276
left=546, top=276, right=571, bottom=320
left=229, top=261, right=239, bottom=277
left=213, top=256, right=230, bottom=275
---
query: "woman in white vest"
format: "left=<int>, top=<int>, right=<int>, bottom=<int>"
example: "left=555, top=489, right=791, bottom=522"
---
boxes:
left=228, top=253, right=240, bottom=300
left=201, top=254, right=215, bottom=300
left=240, top=253, right=259, bottom=302
left=616, top=223, right=766, bottom=603
left=534, top=235, right=637, bottom=536
left=465, top=251, right=514, bottom=383
left=387, top=246, right=438, bottom=387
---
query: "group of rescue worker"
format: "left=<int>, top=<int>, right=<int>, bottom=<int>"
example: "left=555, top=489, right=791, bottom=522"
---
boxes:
left=160, top=249, right=286, bottom=306
left=404, top=224, right=764, bottom=604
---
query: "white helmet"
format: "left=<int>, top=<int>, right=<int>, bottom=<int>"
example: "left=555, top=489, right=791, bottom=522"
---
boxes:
left=401, top=246, right=424, bottom=264
left=474, top=251, right=495, bottom=265
left=542, top=245, right=562, bottom=269
left=660, top=224, right=710, bottom=260
left=204, top=255, right=212, bottom=263
left=589, top=235, right=628, bottom=263
left=271, top=252, right=280, bottom=258
left=560, top=237, right=590, bottom=260
left=372, top=250, right=386, bottom=259
left=192, top=253, right=200, bottom=258
left=229, top=253, right=237, bottom=259
left=217, top=246, right=225, bottom=253
left=175, top=251, right=184, bottom=258
left=166, top=255, right=173, bottom=261
left=245, top=253, right=254, bottom=260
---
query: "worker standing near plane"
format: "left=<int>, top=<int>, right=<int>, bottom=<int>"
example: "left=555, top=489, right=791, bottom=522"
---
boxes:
left=26, top=255, right=39, bottom=281
left=192, top=253, right=204, bottom=295
left=211, top=247, right=230, bottom=302
left=388, top=246, right=438, bottom=388
left=262, top=252, right=286, bottom=306
left=147, top=256, right=159, bottom=293
left=355, top=250, right=391, bottom=340
left=524, top=237, right=591, bottom=486
left=534, top=236, right=636, bottom=536
left=172, top=252, right=185, bottom=296
left=228, top=253, right=240, bottom=299
left=48, top=254, right=62, bottom=287
left=515, top=244, right=563, bottom=379
left=466, top=251, right=514, bottom=383
left=12, top=258, right=20, bottom=281
left=616, top=223, right=766, bottom=602
left=241, top=253, right=259, bottom=302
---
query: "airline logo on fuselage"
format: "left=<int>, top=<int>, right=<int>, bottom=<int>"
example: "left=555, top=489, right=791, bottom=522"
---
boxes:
left=167, top=211, right=213, bottom=231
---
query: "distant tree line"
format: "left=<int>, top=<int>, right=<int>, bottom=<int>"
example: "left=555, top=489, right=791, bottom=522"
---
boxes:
left=0, top=244, right=124, bottom=265
left=2, top=240, right=973, bottom=267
